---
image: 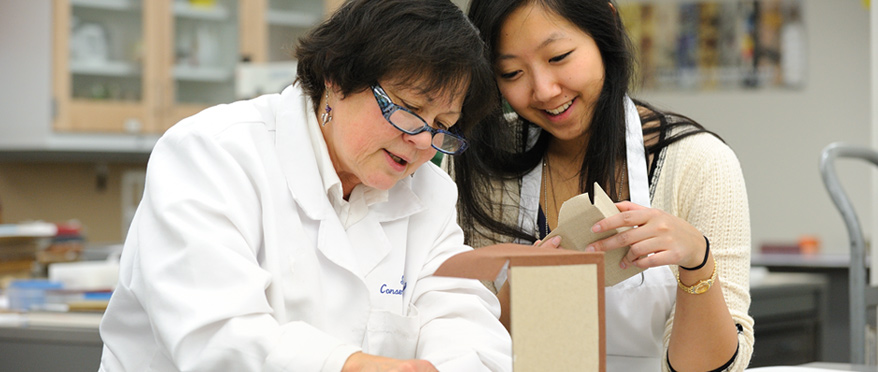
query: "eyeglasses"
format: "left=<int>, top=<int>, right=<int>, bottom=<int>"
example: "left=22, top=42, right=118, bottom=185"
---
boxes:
left=371, top=84, right=468, bottom=155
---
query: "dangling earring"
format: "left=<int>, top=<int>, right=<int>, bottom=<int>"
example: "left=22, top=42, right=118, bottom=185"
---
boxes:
left=321, top=89, right=333, bottom=126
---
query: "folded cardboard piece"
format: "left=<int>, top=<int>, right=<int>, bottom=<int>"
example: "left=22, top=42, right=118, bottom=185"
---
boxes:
left=544, top=182, right=645, bottom=287
left=435, top=243, right=605, bottom=372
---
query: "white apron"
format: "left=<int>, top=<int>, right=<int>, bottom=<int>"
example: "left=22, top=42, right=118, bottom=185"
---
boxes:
left=517, top=96, right=677, bottom=371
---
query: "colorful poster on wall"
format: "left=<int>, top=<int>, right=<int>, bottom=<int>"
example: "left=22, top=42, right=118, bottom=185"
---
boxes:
left=621, top=0, right=805, bottom=91
left=716, top=1, right=741, bottom=88
left=651, top=2, right=680, bottom=90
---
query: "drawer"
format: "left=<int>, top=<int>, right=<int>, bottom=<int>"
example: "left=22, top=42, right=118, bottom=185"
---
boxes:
left=750, top=319, right=820, bottom=367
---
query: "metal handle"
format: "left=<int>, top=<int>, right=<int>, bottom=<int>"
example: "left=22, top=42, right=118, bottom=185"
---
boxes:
left=819, top=141, right=878, bottom=364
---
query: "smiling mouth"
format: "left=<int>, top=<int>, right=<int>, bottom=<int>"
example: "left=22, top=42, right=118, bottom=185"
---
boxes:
left=545, top=98, right=574, bottom=116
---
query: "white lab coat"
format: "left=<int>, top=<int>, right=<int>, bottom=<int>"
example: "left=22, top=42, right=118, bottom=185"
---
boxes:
left=98, top=85, right=512, bottom=372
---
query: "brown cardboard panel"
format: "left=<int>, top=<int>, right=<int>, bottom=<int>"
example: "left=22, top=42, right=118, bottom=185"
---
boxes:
left=433, top=243, right=592, bottom=281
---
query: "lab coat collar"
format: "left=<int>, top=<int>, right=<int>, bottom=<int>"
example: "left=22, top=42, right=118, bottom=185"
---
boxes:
left=370, top=175, right=424, bottom=222
left=274, top=84, right=426, bottom=222
left=273, top=84, right=426, bottom=278
left=275, top=85, right=330, bottom=221
left=353, top=176, right=424, bottom=277
left=274, top=85, right=363, bottom=276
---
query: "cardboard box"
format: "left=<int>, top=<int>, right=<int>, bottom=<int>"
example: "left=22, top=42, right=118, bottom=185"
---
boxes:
left=435, top=243, right=605, bottom=372
left=544, top=183, right=644, bottom=287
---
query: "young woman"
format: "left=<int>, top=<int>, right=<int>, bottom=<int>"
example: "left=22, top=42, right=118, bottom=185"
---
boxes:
left=98, top=1, right=511, bottom=371
left=452, top=1, right=753, bottom=371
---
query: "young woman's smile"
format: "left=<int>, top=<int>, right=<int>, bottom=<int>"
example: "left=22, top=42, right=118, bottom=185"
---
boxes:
left=495, top=3, right=605, bottom=143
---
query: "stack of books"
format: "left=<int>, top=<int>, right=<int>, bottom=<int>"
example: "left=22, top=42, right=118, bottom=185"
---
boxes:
left=37, top=221, right=85, bottom=266
left=0, top=222, right=56, bottom=279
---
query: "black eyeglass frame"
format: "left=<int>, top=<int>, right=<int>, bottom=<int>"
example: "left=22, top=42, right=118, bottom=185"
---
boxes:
left=371, top=84, right=468, bottom=155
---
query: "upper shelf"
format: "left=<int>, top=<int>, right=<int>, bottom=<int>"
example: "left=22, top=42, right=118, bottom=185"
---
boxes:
left=173, top=2, right=231, bottom=21
left=71, top=0, right=140, bottom=11
left=266, top=10, right=320, bottom=28
left=173, top=65, right=233, bottom=82
left=70, top=60, right=140, bottom=77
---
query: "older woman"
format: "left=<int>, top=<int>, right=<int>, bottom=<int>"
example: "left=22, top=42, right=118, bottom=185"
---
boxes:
left=97, top=1, right=511, bottom=371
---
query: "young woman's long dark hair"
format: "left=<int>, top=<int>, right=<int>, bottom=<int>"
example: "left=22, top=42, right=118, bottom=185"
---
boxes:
left=454, top=0, right=718, bottom=244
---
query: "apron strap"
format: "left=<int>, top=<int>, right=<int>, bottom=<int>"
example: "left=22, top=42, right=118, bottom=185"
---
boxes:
left=624, top=96, right=650, bottom=208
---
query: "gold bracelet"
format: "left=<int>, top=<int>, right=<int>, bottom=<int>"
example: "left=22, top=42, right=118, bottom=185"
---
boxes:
left=676, top=258, right=717, bottom=295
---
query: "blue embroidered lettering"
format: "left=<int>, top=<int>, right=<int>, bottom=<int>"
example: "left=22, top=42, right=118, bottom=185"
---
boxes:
left=379, top=275, right=407, bottom=296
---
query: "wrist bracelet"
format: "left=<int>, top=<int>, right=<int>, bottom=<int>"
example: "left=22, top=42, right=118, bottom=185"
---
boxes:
left=680, top=235, right=710, bottom=271
left=677, top=258, right=718, bottom=295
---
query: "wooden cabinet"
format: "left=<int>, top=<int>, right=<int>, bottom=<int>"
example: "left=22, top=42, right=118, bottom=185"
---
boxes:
left=163, top=0, right=327, bottom=129
left=241, top=0, right=325, bottom=63
left=53, top=0, right=156, bottom=134
left=0, top=0, right=328, bottom=154
left=161, top=0, right=244, bottom=130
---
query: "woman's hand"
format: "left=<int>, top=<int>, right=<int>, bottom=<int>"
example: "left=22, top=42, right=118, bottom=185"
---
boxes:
left=342, top=352, right=438, bottom=372
left=586, top=201, right=706, bottom=269
left=534, top=235, right=562, bottom=249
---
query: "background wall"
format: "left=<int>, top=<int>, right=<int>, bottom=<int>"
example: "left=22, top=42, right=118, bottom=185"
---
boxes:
left=871, top=0, right=877, bottom=279
left=0, top=163, right=146, bottom=244
left=628, top=0, right=872, bottom=254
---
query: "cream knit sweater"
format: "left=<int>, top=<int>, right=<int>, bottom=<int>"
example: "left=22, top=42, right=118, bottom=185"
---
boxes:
left=652, top=132, right=753, bottom=372
left=449, top=130, right=754, bottom=371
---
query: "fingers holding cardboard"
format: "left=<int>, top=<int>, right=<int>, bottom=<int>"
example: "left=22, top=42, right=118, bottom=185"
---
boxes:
left=591, top=201, right=648, bottom=233
left=541, top=183, right=645, bottom=286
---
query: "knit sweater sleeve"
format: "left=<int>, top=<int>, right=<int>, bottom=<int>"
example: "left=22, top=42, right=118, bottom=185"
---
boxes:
left=652, top=133, right=754, bottom=372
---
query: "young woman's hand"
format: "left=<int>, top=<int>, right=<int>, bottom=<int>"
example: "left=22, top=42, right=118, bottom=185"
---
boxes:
left=534, top=235, right=562, bottom=249
left=586, top=201, right=707, bottom=269
left=342, top=352, right=438, bottom=372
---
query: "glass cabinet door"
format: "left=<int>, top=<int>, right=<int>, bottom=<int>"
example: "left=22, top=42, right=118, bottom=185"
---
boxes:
left=265, top=0, right=323, bottom=61
left=50, top=0, right=329, bottom=134
left=55, top=0, right=150, bottom=133
left=166, top=0, right=240, bottom=127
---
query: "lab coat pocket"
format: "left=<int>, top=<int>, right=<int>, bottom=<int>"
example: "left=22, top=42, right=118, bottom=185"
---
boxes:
left=363, top=304, right=420, bottom=360
left=146, top=350, right=176, bottom=372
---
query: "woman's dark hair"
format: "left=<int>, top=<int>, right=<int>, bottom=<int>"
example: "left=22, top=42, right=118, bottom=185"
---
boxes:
left=295, top=0, right=496, bottom=137
left=456, top=0, right=717, bottom=244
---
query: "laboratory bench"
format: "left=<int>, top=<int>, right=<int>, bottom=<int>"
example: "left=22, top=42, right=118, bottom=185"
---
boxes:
left=0, top=314, right=102, bottom=372
left=752, top=252, right=864, bottom=363
left=802, top=363, right=878, bottom=371
left=749, top=271, right=829, bottom=367
left=0, top=261, right=847, bottom=371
